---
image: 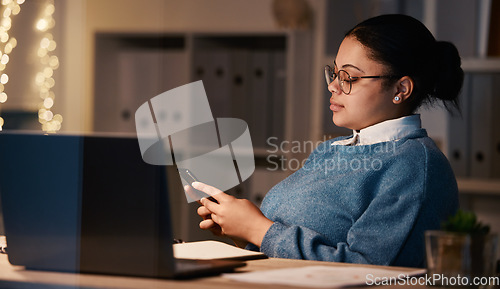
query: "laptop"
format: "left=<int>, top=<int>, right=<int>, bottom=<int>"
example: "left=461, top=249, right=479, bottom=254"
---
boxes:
left=0, top=131, right=245, bottom=278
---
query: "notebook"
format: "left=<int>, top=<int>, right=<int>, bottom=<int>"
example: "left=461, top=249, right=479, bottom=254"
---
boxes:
left=0, top=131, right=245, bottom=278
left=174, top=240, right=266, bottom=260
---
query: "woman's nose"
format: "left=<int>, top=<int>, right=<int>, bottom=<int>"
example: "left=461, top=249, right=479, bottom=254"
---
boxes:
left=328, top=78, right=340, bottom=94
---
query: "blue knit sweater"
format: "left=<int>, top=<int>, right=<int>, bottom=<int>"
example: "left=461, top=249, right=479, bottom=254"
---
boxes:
left=250, top=129, right=458, bottom=267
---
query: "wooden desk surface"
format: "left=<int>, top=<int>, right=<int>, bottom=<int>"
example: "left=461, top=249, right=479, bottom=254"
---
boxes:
left=0, top=254, right=426, bottom=289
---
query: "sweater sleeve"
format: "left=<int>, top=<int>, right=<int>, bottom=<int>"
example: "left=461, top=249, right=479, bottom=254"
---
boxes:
left=259, top=147, right=428, bottom=265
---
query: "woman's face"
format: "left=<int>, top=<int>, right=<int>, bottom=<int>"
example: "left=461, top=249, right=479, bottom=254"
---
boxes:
left=328, top=36, right=400, bottom=131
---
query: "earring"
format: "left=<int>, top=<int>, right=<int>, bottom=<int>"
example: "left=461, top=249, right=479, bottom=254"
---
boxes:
left=394, top=96, right=400, bottom=102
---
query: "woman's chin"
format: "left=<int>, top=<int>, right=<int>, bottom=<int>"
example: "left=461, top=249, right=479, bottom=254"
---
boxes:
left=332, top=115, right=345, bottom=128
left=332, top=116, right=356, bottom=131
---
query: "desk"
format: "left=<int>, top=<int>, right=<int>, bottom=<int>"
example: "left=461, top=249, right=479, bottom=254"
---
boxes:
left=0, top=254, right=425, bottom=289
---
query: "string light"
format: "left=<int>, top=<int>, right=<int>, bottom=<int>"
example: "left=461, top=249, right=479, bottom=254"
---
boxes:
left=35, top=0, right=61, bottom=133
left=0, top=0, right=23, bottom=131
left=0, top=0, right=62, bottom=132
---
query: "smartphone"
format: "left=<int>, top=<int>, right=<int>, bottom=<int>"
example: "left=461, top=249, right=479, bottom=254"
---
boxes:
left=178, top=168, right=218, bottom=203
left=178, top=168, right=198, bottom=186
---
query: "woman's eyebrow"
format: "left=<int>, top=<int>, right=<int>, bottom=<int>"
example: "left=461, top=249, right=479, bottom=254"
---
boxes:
left=334, top=61, right=365, bottom=73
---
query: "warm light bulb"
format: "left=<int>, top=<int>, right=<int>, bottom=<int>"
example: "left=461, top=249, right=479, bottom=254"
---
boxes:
left=4, top=43, right=12, bottom=54
left=47, top=39, right=56, bottom=51
left=37, top=48, right=47, bottom=57
left=3, top=8, right=11, bottom=18
left=46, top=77, right=55, bottom=88
left=45, top=4, right=55, bottom=15
left=12, top=5, right=20, bottom=15
left=44, top=110, right=53, bottom=121
left=1, top=17, right=12, bottom=30
left=43, top=67, right=53, bottom=78
left=1, top=33, right=9, bottom=43
left=1, top=54, right=9, bottom=64
left=49, top=55, right=59, bottom=69
left=0, top=73, right=8, bottom=84
left=43, top=97, right=53, bottom=108
left=53, top=114, right=62, bottom=123
left=9, top=37, right=16, bottom=48
left=35, top=73, right=45, bottom=85
left=36, top=19, right=48, bottom=31
left=40, top=37, right=50, bottom=48
left=38, top=108, right=47, bottom=118
left=0, top=92, right=7, bottom=103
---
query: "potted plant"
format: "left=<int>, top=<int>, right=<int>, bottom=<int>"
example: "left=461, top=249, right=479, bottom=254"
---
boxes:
left=425, top=210, right=498, bottom=288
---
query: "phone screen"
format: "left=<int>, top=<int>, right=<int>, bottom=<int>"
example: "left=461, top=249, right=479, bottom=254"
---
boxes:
left=179, top=168, right=198, bottom=185
left=178, top=168, right=218, bottom=203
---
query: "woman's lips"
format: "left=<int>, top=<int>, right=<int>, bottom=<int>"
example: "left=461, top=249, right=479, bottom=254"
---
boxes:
left=330, top=101, right=344, bottom=112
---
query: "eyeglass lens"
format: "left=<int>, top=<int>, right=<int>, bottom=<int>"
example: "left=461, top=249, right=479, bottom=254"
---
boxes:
left=325, top=66, right=351, bottom=94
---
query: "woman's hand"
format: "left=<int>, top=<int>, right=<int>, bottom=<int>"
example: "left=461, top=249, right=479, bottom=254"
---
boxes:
left=193, top=182, right=273, bottom=248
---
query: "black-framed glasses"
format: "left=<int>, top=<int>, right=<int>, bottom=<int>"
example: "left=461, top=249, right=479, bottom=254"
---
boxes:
left=324, top=65, right=399, bottom=95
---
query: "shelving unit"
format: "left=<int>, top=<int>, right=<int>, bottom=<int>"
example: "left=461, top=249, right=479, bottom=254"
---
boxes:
left=93, top=32, right=313, bottom=156
left=462, top=57, right=500, bottom=72
left=457, top=178, right=500, bottom=196
left=91, top=28, right=314, bottom=242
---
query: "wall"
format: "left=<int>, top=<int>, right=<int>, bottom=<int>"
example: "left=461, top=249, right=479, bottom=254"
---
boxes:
left=60, top=0, right=286, bottom=133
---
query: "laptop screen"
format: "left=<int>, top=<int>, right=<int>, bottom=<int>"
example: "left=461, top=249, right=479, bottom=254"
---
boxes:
left=0, top=132, right=175, bottom=277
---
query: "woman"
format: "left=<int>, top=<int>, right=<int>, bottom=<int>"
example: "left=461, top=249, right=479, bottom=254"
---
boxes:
left=191, top=14, right=463, bottom=267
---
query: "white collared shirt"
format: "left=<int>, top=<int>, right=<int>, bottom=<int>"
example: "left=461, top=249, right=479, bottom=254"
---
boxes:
left=332, top=114, right=422, bottom=146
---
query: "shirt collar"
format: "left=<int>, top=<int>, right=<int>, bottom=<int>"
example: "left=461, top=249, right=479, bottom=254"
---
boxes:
left=332, top=114, right=422, bottom=146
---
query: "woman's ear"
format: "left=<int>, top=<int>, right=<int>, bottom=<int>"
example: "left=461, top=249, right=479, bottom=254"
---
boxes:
left=393, top=76, right=414, bottom=104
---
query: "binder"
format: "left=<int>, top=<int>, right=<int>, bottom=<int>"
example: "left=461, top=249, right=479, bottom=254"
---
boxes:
left=230, top=50, right=251, bottom=122
left=114, top=50, right=189, bottom=133
left=447, top=73, right=471, bottom=177
left=248, top=51, right=271, bottom=148
left=492, top=73, right=500, bottom=178
left=436, top=0, right=478, bottom=57
left=192, top=50, right=231, bottom=118
left=270, top=51, right=286, bottom=146
left=117, top=50, right=163, bottom=133
left=469, top=73, right=494, bottom=178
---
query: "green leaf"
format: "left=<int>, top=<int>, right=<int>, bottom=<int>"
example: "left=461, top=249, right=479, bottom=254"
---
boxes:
left=441, top=210, right=490, bottom=235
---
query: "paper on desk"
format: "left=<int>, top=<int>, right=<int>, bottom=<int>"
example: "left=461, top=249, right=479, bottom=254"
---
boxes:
left=173, top=240, right=266, bottom=260
left=223, top=265, right=426, bottom=288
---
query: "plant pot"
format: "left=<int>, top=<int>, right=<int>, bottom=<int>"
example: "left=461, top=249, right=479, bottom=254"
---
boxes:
left=425, top=231, right=498, bottom=288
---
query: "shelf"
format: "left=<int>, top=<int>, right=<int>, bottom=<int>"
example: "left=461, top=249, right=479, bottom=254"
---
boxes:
left=461, top=57, right=500, bottom=72
left=457, top=178, right=500, bottom=196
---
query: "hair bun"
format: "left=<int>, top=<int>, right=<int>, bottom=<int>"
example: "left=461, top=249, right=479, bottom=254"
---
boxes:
left=434, top=41, right=464, bottom=105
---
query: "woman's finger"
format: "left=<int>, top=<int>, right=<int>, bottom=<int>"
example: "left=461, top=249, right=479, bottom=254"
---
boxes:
left=197, top=206, right=212, bottom=218
left=199, top=219, right=217, bottom=230
left=192, top=182, right=232, bottom=203
left=199, top=197, right=220, bottom=213
left=184, top=185, right=204, bottom=205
